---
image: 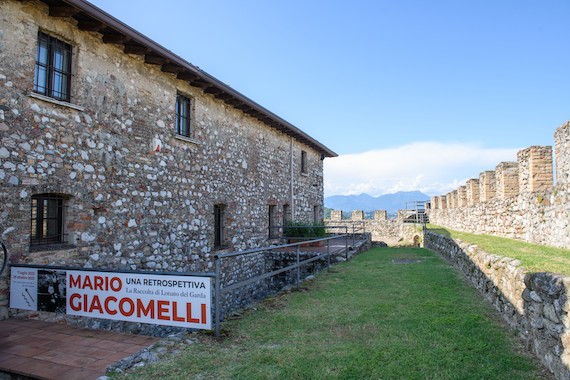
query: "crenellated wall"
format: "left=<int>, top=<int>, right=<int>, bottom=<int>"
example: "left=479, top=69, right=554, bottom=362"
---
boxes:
left=429, top=120, right=570, bottom=249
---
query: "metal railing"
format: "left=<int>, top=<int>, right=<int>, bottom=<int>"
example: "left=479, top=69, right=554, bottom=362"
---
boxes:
left=214, top=234, right=348, bottom=336
left=402, top=201, right=429, bottom=225
left=3, top=231, right=358, bottom=337
left=269, top=224, right=355, bottom=251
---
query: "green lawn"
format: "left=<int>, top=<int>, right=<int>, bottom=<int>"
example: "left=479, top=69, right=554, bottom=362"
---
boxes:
left=114, top=248, right=549, bottom=380
left=427, top=224, right=570, bottom=275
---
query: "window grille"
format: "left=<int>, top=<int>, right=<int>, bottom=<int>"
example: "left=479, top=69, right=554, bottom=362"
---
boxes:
left=214, top=204, right=225, bottom=248
left=30, top=194, right=67, bottom=246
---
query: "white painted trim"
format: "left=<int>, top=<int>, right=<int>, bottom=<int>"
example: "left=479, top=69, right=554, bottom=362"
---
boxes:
left=174, top=134, right=201, bottom=145
left=28, top=93, right=86, bottom=112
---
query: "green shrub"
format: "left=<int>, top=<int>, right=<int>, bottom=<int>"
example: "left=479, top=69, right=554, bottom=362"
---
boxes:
left=284, top=221, right=326, bottom=238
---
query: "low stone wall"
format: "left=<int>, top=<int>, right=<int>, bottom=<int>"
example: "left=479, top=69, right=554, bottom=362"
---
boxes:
left=424, top=231, right=570, bottom=379
left=325, top=217, right=422, bottom=247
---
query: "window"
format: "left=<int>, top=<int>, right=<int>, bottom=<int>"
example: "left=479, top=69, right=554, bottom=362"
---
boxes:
left=282, top=204, right=290, bottom=226
left=313, top=205, right=320, bottom=224
left=31, top=194, right=66, bottom=246
left=214, top=204, right=225, bottom=248
left=301, top=150, right=307, bottom=174
left=34, top=32, right=72, bottom=102
left=176, top=94, right=191, bottom=138
left=268, top=205, right=276, bottom=237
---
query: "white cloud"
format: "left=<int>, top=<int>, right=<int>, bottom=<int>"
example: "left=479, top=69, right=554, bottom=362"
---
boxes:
left=324, top=142, right=520, bottom=197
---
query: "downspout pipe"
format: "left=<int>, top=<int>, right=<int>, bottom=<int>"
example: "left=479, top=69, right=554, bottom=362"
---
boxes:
left=290, top=137, right=294, bottom=221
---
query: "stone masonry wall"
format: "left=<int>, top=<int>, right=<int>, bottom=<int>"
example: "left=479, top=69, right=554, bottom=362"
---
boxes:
left=325, top=210, right=422, bottom=247
left=0, top=1, right=327, bottom=320
left=429, top=122, right=570, bottom=249
left=425, top=231, right=570, bottom=380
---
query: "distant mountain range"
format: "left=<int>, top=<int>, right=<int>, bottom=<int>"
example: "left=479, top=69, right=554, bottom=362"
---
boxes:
left=325, top=191, right=430, bottom=213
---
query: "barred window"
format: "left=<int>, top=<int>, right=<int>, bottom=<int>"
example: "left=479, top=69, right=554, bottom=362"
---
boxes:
left=301, top=150, right=307, bottom=173
left=176, top=94, right=192, bottom=137
left=34, top=32, right=72, bottom=102
left=214, top=204, right=225, bottom=248
left=268, top=205, right=276, bottom=238
left=31, top=194, right=67, bottom=246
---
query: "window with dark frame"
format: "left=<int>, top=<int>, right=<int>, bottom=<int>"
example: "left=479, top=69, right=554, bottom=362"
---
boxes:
left=282, top=204, right=290, bottom=226
left=176, top=94, right=191, bottom=138
left=301, top=150, right=307, bottom=173
left=214, top=204, right=225, bottom=248
left=268, top=205, right=276, bottom=237
left=31, top=194, right=66, bottom=246
left=34, top=32, right=72, bottom=102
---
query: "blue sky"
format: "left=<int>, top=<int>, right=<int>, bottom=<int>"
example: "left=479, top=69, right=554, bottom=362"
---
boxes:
left=89, top=0, right=570, bottom=196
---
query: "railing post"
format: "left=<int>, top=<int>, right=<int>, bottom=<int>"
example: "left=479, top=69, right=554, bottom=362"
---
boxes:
left=326, top=238, right=330, bottom=271
left=214, top=255, right=221, bottom=338
left=296, top=244, right=300, bottom=289
left=345, top=226, right=349, bottom=261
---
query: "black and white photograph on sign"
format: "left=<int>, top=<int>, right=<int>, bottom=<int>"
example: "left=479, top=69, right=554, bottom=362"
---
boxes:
left=37, top=269, right=66, bottom=313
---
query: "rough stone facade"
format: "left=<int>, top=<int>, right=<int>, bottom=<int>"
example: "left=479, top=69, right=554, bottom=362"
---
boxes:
left=0, top=1, right=334, bottom=321
left=429, top=121, right=570, bottom=249
left=425, top=231, right=570, bottom=380
left=325, top=210, right=422, bottom=247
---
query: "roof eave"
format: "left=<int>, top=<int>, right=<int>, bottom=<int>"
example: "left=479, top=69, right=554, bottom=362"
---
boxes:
left=41, top=0, right=337, bottom=157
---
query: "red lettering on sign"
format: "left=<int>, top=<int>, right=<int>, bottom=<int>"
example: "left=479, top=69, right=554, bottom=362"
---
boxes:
left=172, top=301, right=184, bottom=322
left=68, top=274, right=122, bottom=291
left=137, top=299, right=155, bottom=318
left=104, top=296, right=117, bottom=315
left=89, top=295, right=103, bottom=313
left=69, top=293, right=81, bottom=311
left=186, top=302, right=199, bottom=324
left=119, top=298, right=135, bottom=316
left=157, top=300, right=169, bottom=321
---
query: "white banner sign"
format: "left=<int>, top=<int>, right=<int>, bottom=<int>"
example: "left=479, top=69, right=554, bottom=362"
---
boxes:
left=10, top=267, right=212, bottom=329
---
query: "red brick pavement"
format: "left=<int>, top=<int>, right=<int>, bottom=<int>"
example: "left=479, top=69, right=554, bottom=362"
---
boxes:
left=0, top=319, right=159, bottom=380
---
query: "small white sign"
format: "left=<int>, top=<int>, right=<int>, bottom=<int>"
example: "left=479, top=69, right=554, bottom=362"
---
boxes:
left=10, top=267, right=38, bottom=310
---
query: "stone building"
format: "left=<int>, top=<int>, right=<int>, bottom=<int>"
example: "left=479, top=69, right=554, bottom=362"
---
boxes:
left=0, top=0, right=336, bottom=319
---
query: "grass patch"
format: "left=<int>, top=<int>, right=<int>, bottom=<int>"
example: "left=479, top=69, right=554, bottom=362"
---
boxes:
left=427, top=224, right=570, bottom=275
left=113, top=248, right=549, bottom=380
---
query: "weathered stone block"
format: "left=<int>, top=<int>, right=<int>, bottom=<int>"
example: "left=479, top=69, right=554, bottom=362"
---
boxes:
left=496, top=162, right=519, bottom=199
